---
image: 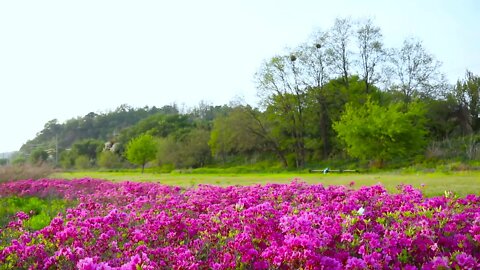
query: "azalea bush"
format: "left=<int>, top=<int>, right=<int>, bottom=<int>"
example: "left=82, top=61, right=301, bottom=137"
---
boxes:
left=0, top=178, right=479, bottom=269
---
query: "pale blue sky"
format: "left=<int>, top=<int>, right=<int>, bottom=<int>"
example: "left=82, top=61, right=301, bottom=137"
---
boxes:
left=1, top=0, right=479, bottom=153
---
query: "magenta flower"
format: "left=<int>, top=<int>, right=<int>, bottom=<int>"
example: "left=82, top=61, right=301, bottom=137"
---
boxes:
left=0, top=179, right=479, bottom=269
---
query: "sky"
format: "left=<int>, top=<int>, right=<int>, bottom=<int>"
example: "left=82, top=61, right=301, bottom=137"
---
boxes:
left=1, top=0, right=479, bottom=153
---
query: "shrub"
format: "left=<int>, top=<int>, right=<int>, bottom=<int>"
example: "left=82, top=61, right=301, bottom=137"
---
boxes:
left=0, top=158, right=8, bottom=166
left=74, top=155, right=91, bottom=170
left=97, top=151, right=122, bottom=169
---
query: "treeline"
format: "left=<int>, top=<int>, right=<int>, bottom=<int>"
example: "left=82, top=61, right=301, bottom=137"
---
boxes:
left=13, top=18, right=480, bottom=171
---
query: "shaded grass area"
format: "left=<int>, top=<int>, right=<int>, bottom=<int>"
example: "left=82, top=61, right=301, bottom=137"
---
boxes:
left=51, top=171, right=480, bottom=197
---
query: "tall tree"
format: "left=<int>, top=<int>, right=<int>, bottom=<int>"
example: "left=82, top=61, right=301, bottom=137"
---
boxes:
left=423, top=96, right=458, bottom=139
left=71, top=139, right=104, bottom=161
left=256, top=53, right=308, bottom=168
left=209, top=107, right=262, bottom=163
left=299, top=31, right=332, bottom=158
left=328, top=17, right=353, bottom=87
left=454, top=70, right=480, bottom=133
left=356, top=18, right=384, bottom=93
left=178, top=129, right=212, bottom=168
left=298, top=30, right=330, bottom=89
left=387, top=38, right=446, bottom=101
left=156, top=136, right=180, bottom=168
left=244, top=107, right=289, bottom=168
left=30, top=149, right=49, bottom=165
left=125, top=134, right=158, bottom=173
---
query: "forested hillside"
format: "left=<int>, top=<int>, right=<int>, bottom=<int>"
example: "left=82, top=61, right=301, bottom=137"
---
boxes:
left=13, top=18, right=480, bottom=171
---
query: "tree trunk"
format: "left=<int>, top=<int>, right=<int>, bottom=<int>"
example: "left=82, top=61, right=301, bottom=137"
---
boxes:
left=316, top=95, right=330, bottom=159
left=342, top=67, right=349, bottom=87
left=320, top=103, right=330, bottom=159
left=365, top=77, right=370, bottom=94
left=275, top=149, right=289, bottom=168
left=295, top=133, right=305, bottom=168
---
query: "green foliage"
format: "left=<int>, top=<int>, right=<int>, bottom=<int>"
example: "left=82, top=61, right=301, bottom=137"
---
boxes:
left=189, top=101, right=232, bottom=123
left=29, top=149, right=49, bottom=165
left=120, top=113, right=193, bottom=143
left=71, top=139, right=104, bottom=161
left=454, top=70, right=480, bottom=133
left=59, top=139, right=104, bottom=169
left=334, top=99, right=427, bottom=167
left=157, top=129, right=212, bottom=169
left=21, top=105, right=174, bottom=157
left=59, top=150, right=75, bottom=169
left=11, top=156, right=26, bottom=166
left=97, top=151, right=122, bottom=169
left=74, top=155, right=91, bottom=170
left=178, top=129, right=212, bottom=168
left=0, top=159, right=8, bottom=166
left=0, top=196, right=76, bottom=230
left=423, top=97, right=458, bottom=139
left=209, top=115, right=234, bottom=159
left=256, top=54, right=309, bottom=168
left=426, top=134, right=480, bottom=161
left=179, top=163, right=289, bottom=174
left=156, top=136, right=180, bottom=167
left=125, top=134, right=158, bottom=173
left=209, top=107, right=262, bottom=161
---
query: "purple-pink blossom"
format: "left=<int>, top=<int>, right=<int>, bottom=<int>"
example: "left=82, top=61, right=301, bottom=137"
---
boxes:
left=0, top=178, right=479, bottom=269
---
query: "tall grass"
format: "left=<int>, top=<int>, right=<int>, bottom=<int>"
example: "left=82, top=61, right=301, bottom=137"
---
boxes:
left=0, top=164, right=55, bottom=182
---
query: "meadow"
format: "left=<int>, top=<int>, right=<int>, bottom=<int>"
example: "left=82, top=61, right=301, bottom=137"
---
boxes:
left=52, top=170, right=480, bottom=198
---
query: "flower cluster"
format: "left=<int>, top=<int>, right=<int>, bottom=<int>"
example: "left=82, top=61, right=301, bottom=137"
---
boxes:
left=1, top=179, right=479, bottom=269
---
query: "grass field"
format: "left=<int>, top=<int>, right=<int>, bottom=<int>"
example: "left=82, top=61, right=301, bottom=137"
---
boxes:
left=50, top=170, right=480, bottom=197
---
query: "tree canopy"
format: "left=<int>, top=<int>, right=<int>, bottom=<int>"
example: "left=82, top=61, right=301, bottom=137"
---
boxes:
left=125, top=134, right=158, bottom=173
left=334, top=100, right=427, bottom=167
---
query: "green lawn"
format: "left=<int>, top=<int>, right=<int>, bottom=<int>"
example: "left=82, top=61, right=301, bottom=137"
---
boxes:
left=50, top=171, right=480, bottom=197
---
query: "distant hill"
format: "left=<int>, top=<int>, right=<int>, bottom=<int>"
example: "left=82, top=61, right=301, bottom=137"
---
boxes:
left=20, top=104, right=179, bottom=155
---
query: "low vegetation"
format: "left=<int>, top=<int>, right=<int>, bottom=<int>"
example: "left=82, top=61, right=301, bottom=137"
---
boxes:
left=0, top=196, right=76, bottom=231
left=51, top=170, right=480, bottom=198
left=0, top=179, right=478, bottom=269
left=0, top=164, right=54, bottom=182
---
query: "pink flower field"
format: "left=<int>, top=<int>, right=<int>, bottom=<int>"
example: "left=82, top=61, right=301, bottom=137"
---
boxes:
left=0, top=178, right=479, bottom=269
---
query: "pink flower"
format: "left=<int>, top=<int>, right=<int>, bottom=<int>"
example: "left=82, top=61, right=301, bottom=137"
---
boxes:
left=455, top=252, right=477, bottom=269
left=15, top=211, right=29, bottom=220
left=346, top=257, right=367, bottom=269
